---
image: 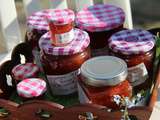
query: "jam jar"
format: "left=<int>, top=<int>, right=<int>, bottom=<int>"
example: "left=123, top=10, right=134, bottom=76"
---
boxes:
left=78, top=56, right=132, bottom=109
left=26, top=9, right=53, bottom=50
left=108, top=29, right=155, bottom=93
left=76, top=4, right=125, bottom=56
left=11, top=63, right=40, bottom=83
left=39, top=28, right=91, bottom=95
left=47, top=9, right=75, bottom=46
left=17, top=78, right=47, bottom=100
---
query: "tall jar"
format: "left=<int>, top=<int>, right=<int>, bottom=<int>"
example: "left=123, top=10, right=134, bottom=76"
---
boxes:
left=76, top=4, right=125, bottom=56
left=47, top=9, right=75, bottom=46
left=108, top=29, right=155, bottom=93
left=26, top=9, right=51, bottom=50
left=78, top=56, right=132, bottom=109
left=39, top=28, right=91, bottom=95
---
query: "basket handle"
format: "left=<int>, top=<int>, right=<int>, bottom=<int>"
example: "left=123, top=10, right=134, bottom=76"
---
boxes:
left=11, top=42, right=33, bottom=64
left=0, top=60, right=18, bottom=99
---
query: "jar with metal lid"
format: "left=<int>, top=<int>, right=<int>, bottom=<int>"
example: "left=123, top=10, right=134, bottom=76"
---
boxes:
left=39, top=28, right=91, bottom=95
left=108, top=29, right=155, bottom=93
left=11, top=63, right=40, bottom=83
left=76, top=4, right=125, bottom=56
left=78, top=56, right=132, bottom=109
left=26, top=9, right=52, bottom=49
left=47, top=9, right=75, bottom=46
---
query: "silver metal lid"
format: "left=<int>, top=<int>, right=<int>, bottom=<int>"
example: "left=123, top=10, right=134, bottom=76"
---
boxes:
left=80, top=56, right=128, bottom=87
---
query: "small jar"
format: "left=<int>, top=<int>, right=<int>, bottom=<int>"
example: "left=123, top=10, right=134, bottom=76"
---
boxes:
left=108, top=29, right=155, bottom=92
left=26, top=9, right=52, bottom=49
left=47, top=9, right=75, bottom=46
left=17, top=78, right=47, bottom=100
left=78, top=56, right=132, bottom=109
left=11, top=63, right=40, bottom=83
left=76, top=4, right=125, bottom=56
left=39, top=28, right=91, bottom=95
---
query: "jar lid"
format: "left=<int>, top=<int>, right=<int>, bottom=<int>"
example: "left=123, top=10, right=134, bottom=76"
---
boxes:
left=17, top=78, right=47, bottom=98
left=12, top=63, right=39, bottom=80
left=108, top=29, right=155, bottom=55
left=80, top=56, right=128, bottom=87
left=76, top=4, right=125, bottom=32
left=46, top=9, right=75, bottom=25
left=27, top=9, right=51, bottom=30
left=39, top=28, right=90, bottom=55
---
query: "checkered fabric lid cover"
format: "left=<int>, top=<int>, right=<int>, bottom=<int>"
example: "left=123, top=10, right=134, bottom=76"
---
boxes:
left=12, top=63, right=39, bottom=80
left=108, top=29, right=155, bottom=55
left=46, top=9, right=75, bottom=25
left=76, top=4, right=125, bottom=32
left=39, top=28, right=90, bottom=55
left=27, top=9, right=50, bottom=30
left=27, top=9, right=75, bottom=30
left=17, top=78, right=47, bottom=98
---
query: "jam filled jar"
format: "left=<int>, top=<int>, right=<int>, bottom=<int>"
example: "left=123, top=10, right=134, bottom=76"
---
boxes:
left=108, top=29, right=155, bottom=92
left=78, top=56, right=132, bottom=109
left=76, top=4, right=125, bottom=56
left=39, top=28, right=91, bottom=95
left=47, top=9, right=75, bottom=46
left=26, top=9, right=54, bottom=49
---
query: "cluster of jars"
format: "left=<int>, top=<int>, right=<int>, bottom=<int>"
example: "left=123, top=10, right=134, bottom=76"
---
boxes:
left=25, top=4, right=155, bottom=109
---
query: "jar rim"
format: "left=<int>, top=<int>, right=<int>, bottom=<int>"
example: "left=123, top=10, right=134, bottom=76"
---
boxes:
left=80, top=56, right=128, bottom=87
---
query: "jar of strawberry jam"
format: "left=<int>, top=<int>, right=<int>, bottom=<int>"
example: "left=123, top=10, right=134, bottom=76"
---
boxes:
left=78, top=56, right=132, bottom=109
left=108, top=29, right=155, bottom=93
left=26, top=9, right=52, bottom=50
left=76, top=4, right=125, bottom=56
left=39, top=28, right=91, bottom=95
left=47, top=9, right=75, bottom=46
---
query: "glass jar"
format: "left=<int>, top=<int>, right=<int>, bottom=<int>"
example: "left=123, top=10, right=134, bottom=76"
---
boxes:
left=11, top=63, right=40, bottom=83
left=47, top=9, right=75, bottom=46
left=78, top=56, right=132, bottom=109
left=76, top=4, right=125, bottom=56
left=26, top=9, right=54, bottom=50
left=39, top=28, right=91, bottom=95
left=108, top=29, right=155, bottom=93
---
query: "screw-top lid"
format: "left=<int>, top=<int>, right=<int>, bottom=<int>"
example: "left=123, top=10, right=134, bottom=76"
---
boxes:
left=39, top=28, right=90, bottom=55
left=17, top=78, right=47, bottom=98
left=80, top=56, right=128, bottom=87
left=12, top=63, right=39, bottom=81
left=76, top=4, right=125, bottom=32
left=108, top=29, right=155, bottom=55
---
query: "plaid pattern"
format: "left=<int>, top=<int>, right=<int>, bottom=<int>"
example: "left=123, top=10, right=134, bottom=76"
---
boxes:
left=76, top=4, right=125, bottom=32
left=108, top=29, right=155, bottom=55
left=39, top=28, right=90, bottom=55
left=46, top=9, right=75, bottom=25
left=27, top=9, right=74, bottom=30
left=27, top=9, right=50, bottom=30
left=17, top=78, right=46, bottom=98
left=12, top=63, right=39, bottom=80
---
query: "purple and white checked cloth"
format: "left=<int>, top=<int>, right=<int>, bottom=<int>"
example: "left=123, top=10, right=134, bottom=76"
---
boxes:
left=76, top=4, right=125, bottom=32
left=12, top=63, right=40, bottom=81
left=46, top=9, right=75, bottom=25
left=39, top=28, right=90, bottom=55
left=27, top=9, right=75, bottom=30
left=17, top=78, right=46, bottom=98
left=108, top=29, right=155, bottom=55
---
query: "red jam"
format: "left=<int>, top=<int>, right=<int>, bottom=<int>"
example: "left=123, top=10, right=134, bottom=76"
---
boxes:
left=79, top=79, right=132, bottom=109
left=39, top=29, right=90, bottom=95
left=108, top=29, right=155, bottom=93
left=78, top=56, right=132, bottom=109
